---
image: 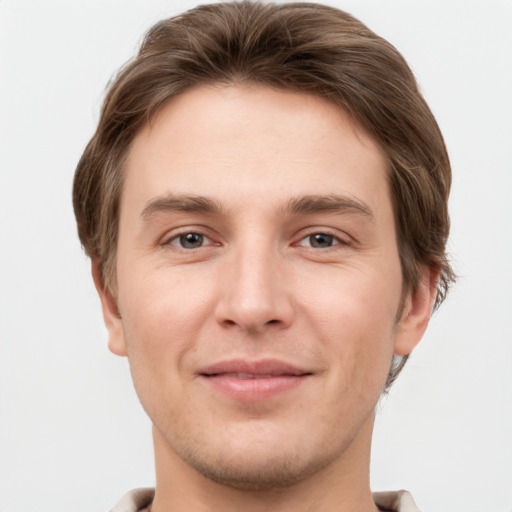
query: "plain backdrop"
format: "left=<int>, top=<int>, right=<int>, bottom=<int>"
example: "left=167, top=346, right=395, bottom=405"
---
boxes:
left=1, top=1, right=511, bottom=511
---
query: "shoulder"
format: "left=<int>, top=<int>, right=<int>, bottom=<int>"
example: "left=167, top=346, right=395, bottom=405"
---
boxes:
left=108, top=488, right=154, bottom=512
left=110, top=488, right=420, bottom=512
left=373, top=490, right=421, bottom=512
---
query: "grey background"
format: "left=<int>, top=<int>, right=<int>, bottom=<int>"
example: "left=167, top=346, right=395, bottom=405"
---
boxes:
left=1, top=1, right=511, bottom=510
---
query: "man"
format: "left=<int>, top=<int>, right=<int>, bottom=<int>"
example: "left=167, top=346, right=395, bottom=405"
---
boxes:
left=73, top=2, right=454, bottom=511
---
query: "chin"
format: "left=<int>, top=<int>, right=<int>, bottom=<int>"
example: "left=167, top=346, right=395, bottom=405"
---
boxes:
left=163, top=421, right=346, bottom=491
left=181, top=444, right=337, bottom=491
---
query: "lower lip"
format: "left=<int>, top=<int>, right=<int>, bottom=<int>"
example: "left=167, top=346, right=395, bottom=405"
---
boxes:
left=200, top=375, right=308, bottom=401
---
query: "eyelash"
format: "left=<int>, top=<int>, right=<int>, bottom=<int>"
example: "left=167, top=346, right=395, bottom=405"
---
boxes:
left=163, top=229, right=350, bottom=251
left=296, top=231, right=350, bottom=249
left=165, top=231, right=216, bottom=250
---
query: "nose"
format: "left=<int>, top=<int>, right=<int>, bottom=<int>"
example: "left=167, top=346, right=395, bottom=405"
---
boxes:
left=214, top=242, right=294, bottom=333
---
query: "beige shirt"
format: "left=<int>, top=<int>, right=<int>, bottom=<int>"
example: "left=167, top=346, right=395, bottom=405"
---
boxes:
left=109, top=488, right=421, bottom=512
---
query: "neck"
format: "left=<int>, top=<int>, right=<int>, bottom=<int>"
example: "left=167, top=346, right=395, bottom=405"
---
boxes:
left=150, top=412, right=379, bottom=512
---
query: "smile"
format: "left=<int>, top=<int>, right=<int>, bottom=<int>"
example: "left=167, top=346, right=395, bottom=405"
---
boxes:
left=198, top=359, right=312, bottom=401
left=215, top=373, right=290, bottom=379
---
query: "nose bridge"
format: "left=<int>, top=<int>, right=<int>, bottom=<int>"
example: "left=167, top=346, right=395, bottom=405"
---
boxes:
left=216, top=235, right=293, bottom=332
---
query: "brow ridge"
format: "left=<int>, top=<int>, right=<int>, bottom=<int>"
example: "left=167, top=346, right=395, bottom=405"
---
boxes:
left=283, top=194, right=373, bottom=219
left=140, top=193, right=373, bottom=220
left=141, top=194, right=224, bottom=219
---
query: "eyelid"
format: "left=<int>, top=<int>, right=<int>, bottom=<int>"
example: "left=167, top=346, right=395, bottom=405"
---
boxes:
left=295, top=228, right=352, bottom=248
left=159, top=226, right=352, bottom=249
left=161, top=226, right=220, bottom=248
left=169, top=233, right=212, bottom=248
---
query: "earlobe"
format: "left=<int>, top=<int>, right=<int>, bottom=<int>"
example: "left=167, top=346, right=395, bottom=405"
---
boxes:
left=394, top=266, right=439, bottom=356
left=91, top=261, right=127, bottom=357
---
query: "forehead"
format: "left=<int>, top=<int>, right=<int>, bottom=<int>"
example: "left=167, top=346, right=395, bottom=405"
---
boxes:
left=123, top=84, right=388, bottom=216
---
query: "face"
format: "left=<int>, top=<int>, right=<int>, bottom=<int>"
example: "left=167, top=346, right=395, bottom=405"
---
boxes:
left=96, top=85, right=433, bottom=490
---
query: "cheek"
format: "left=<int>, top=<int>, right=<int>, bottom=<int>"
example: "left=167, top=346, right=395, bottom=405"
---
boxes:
left=298, top=265, right=400, bottom=388
left=117, top=266, right=215, bottom=378
left=119, top=260, right=211, bottom=330
left=117, top=271, right=210, bottom=421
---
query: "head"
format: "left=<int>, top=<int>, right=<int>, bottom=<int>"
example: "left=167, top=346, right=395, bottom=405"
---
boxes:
left=73, top=0, right=454, bottom=491
left=74, top=1, right=454, bottom=325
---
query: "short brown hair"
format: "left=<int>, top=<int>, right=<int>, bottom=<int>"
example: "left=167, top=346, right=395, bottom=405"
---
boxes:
left=73, top=0, right=455, bottom=386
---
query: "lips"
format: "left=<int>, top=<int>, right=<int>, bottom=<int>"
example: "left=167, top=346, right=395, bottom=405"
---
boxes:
left=199, top=359, right=310, bottom=377
left=198, top=359, right=312, bottom=401
left=215, top=372, right=289, bottom=379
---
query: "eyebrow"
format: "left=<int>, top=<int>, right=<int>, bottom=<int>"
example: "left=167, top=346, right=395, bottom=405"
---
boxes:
left=283, top=194, right=374, bottom=220
left=140, top=193, right=373, bottom=220
left=141, top=195, right=224, bottom=219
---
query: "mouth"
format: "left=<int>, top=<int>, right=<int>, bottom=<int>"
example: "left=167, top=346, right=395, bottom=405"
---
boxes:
left=198, top=359, right=312, bottom=401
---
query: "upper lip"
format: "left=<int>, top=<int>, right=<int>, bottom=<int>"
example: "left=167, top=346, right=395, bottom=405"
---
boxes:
left=198, top=358, right=311, bottom=377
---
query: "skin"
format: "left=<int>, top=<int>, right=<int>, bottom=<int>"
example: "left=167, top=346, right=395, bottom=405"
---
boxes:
left=93, top=84, right=436, bottom=512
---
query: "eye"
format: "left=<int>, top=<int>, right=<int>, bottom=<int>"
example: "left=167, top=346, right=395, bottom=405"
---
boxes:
left=298, top=232, right=345, bottom=249
left=168, top=232, right=210, bottom=249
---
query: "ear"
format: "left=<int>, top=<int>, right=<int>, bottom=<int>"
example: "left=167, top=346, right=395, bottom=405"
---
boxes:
left=91, top=260, right=127, bottom=357
left=394, top=266, right=439, bottom=356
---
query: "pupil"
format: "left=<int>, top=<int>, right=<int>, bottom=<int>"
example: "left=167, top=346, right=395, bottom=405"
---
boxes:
left=180, top=233, right=203, bottom=248
left=310, top=233, right=333, bottom=248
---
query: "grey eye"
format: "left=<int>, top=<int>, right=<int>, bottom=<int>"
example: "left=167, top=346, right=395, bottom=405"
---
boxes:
left=308, top=233, right=335, bottom=248
left=175, top=233, right=204, bottom=249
